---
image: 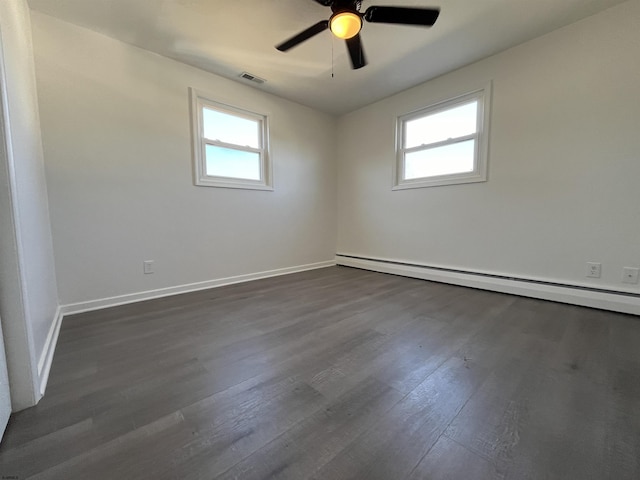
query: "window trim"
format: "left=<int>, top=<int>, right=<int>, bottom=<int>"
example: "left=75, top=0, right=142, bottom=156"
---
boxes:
left=190, top=88, right=272, bottom=191
left=393, top=83, right=491, bottom=190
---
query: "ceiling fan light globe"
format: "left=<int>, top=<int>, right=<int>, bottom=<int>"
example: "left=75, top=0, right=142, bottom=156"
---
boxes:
left=330, top=12, right=362, bottom=39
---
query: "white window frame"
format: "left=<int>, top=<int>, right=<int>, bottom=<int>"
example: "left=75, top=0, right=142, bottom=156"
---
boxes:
left=393, top=83, right=491, bottom=190
left=190, top=88, right=272, bottom=190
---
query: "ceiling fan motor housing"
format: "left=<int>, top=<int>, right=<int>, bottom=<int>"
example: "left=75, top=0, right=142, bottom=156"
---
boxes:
left=330, top=0, right=363, bottom=14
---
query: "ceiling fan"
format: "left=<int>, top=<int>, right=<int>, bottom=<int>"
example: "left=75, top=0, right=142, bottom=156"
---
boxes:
left=275, top=0, right=440, bottom=70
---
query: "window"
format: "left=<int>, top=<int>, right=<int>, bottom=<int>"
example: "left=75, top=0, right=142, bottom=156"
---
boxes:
left=190, top=88, right=272, bottom=190
left=394, top=84, right=491, bottom=189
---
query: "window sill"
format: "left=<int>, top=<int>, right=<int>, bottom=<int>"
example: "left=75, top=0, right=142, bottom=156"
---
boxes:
left=195, top=177, right=274, bottom=191
left=392, top=172, right=487, bottom=190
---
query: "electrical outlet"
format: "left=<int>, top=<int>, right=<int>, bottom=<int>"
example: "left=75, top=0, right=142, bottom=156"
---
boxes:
left=143, top=260, right=154, bottom=274
left=586, top=262, right=601, bottom=278
left=622, top=267, right=639, bottom=284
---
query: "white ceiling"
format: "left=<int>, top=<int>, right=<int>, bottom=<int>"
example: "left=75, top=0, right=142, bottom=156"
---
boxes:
left=27, top=0, right=626, bottom=115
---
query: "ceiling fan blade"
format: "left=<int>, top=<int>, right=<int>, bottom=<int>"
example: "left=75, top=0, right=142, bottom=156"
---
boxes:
left=313, top=0, right=333, bottom=6
left=276, top=20, right=329, bottom=51
left=364, top=6, right=440, bottom=26
left=345, top=34, right=367, bottom=69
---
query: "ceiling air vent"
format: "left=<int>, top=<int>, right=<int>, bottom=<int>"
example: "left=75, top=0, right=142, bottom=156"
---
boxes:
left=239, top=72, right=266, bottom=84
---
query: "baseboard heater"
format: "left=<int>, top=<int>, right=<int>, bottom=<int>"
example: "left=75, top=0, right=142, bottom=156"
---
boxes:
left=335, top=254, right=640, bottom=316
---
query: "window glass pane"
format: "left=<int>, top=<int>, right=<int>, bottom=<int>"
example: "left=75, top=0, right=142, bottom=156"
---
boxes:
left=405, top=101, right=478, bottom=148
left=203, top=107, right=260, bottom=148
left=404, top=140, right=475, bottom=180
left=205, top=145, right=261, bottom=180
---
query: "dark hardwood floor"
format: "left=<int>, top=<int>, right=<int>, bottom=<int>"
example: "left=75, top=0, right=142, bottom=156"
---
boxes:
left=0, top=266, right=638, bottom=479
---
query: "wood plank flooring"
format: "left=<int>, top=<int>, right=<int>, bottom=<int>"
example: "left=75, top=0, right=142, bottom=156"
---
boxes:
left=0, top=266, right=638, bottom=479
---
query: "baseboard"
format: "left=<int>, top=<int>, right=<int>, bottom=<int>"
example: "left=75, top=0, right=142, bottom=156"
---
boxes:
left=61, top=260, right=336, bottom=316
left=38, top=306, right=63, bottom=397
left=335, top=254, right=640, bottom=316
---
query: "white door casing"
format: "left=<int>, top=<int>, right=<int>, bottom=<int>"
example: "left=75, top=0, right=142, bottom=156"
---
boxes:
left=0, top=317, right=11, bottom=441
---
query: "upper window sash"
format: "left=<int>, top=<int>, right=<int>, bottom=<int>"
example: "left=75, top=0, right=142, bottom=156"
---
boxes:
left=400, top=93, right=483, bottom=147
left=201, top=105, right=262, bottom=147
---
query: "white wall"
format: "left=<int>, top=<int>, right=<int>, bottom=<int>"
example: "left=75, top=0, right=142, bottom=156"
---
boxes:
left=336, top=1, right=640, bottom=295
left=0, top=0, right=59, bottom=410
left=31, top=12, right=337, bottom=307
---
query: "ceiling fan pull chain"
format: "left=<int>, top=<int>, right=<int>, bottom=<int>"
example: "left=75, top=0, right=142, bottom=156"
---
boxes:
left=331, top=35, right=335, bottom=78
